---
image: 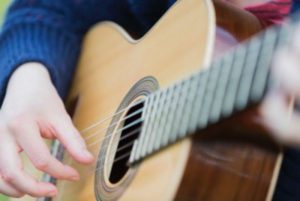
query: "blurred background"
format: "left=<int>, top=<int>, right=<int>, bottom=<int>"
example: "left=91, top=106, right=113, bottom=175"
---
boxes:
left=0, top=0, right=11, bottom=198
left=0, top=0, right=9, bottom=25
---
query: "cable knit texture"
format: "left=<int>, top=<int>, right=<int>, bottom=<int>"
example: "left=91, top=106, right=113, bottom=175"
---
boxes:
left=0, top=1, right=300, bottom=201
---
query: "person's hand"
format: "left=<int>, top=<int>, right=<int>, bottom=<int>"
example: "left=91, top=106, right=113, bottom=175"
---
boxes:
left=0, top=63, right=94, bottom=198
left=260, top=26, right=300, bottom=145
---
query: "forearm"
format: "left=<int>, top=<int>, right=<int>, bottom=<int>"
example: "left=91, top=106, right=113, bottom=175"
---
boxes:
left=0, top=1, right=84, bottom=103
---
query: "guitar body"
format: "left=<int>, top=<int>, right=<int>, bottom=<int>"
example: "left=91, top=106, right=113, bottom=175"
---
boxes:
left=10, top=0, right=282, bottom=200
left=58, top=0, right=215, bottom=200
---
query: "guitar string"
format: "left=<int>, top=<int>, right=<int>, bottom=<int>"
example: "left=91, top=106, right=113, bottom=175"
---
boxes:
left=85, top=129, right=140, bottom=171
left=86, top=124, right=146, bottom=173
left=79, top=99, right=145, bottom=135
left=88, top=126, right=141, bottom=149
left=83, top=107, right=143, bottom=144
left=85, top=117, right=142, bottom=147
left=65, top=118, right=143, bottom=171
left=56, top=127, right=142, bottom=198
left=82, top=132, right=141, bottom=175
left=57, top=127, right=142, bottom=198
left=79, top=116, right=139, bottom=152
left=80, top=98, right=144, bottom=134
left=56, top=100, right=146, bottom=198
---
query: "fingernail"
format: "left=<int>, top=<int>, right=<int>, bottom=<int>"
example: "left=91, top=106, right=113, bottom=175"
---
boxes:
left=47, top=189, right=57, bottom=197
left=63, top=165, right=80, bottom=181
left=70, top=174, right=80, bottom=181
left=82, top=150, right=94, bottom=160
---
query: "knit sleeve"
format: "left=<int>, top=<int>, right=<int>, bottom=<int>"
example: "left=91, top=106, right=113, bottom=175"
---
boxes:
left=127, top=0, right=174, bottom=30
left=0, top=1, right=87, bottom=101
left=292, top=0, right=300, bottom=12
left=0, top=0, right=173, bottom=102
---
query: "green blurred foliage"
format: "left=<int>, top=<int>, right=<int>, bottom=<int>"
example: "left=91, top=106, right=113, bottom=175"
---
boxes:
left=0, top=0, right=11, bottom=198
left=0, top=0, right=10, bottom=25
left=0, top=194, right=7, bottom=201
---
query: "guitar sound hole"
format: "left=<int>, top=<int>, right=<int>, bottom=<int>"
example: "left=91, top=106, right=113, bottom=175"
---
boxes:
left=109, top=101, right=144, bottom=184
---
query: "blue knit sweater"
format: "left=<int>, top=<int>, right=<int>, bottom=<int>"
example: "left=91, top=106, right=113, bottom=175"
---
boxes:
left=1, top=1, right=300, bottom=201
left=0, top=0, right=174, bottom=101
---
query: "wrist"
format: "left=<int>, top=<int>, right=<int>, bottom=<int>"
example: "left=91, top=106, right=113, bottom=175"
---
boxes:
left=4, top=62, right=56, bottom=103
left=10, top=62, right=52, bottom=84
left=6, top=62, right=55, bottom=95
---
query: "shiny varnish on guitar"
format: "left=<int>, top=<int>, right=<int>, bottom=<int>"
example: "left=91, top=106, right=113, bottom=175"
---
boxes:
left=10, top=0, right=296, bottom=200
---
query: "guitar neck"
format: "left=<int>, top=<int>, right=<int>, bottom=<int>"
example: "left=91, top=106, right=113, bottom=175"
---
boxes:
left=129, top=21, right=293, bottom=165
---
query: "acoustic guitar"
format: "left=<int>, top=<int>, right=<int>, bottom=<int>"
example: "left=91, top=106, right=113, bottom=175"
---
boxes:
left=9, top=0, right=296, bottom=200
